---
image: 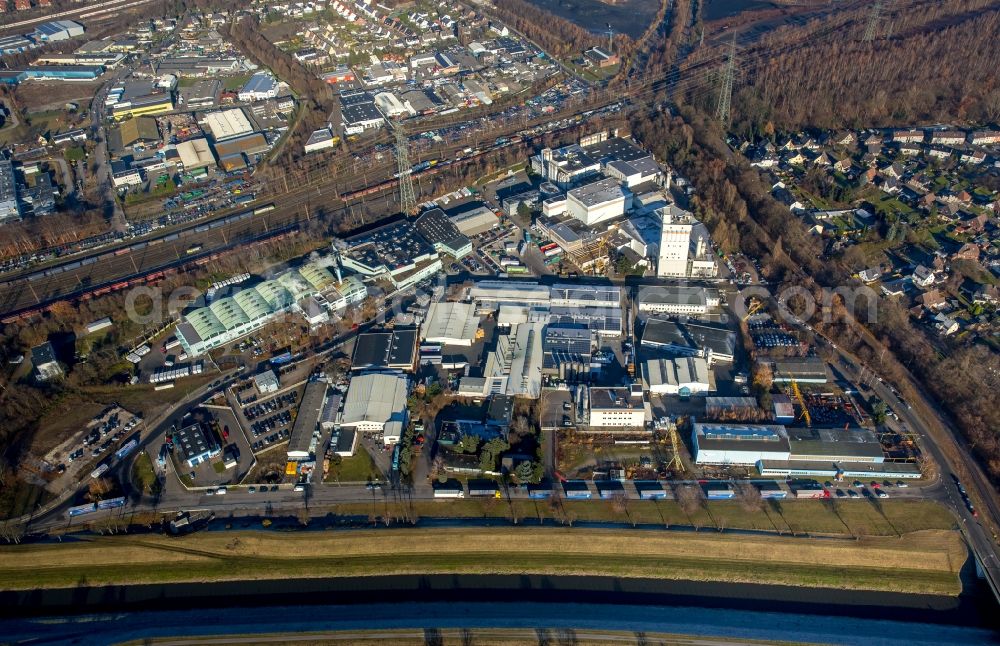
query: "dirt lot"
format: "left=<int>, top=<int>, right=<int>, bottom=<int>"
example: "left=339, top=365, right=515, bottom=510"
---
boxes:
left=14, top=81, right=102, bottom=113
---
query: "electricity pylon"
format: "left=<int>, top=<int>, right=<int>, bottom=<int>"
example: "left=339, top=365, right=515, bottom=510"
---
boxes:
left=392, top=121, right=416, bottom=214
left=715, top=35, right=736, bottom=126
left=863, top=0, right=884, bottom=42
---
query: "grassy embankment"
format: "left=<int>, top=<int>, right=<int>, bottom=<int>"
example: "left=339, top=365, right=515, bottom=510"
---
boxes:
left=335, top=497, right=956, bottom=537
left=0, top=526, right=965, bottom=595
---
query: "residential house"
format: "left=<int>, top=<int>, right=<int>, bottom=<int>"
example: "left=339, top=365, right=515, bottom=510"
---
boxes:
left=912, top=264, right=935, bottom=287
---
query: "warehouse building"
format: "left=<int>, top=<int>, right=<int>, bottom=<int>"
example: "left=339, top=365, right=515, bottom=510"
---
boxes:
left=178, top=79, right=221, bottom=109
left=484, top=321, right=545, bottom=398
left=638, top=285, right=721, bottom=315
left=448, top=203, right=498, bottom=236
left=157, top=56, right=239, bottom=77
left=588, top=386, right=647, bottom=429
left=692, top=422, right=791, bottom=466
left=175, top=422, right=221, bottom=468
left=533, top=144, right=600, bottom=188
left=548, top=305, right=622, bottom=336
left=422, top=301, right=480, bottom=346
left=0, top=160, right=21, bottom=222
left=110, top=91, right=172, bottom=120
left=542, top=325, right=593, bottom=379
left=109, top=116, right=159, bottom=153
left=213, top=133, right=269, bottom=161
left=339, top=90, right=384, bottom=135
left=756, top=460, right=921, bottom=480
left=641, top=318, right=736, bottom=363
left=33, top=20, right=84, bottom=42
left=643, top=356, right=713, bottom=395
left=304, top=127, right=336, bottom=154
left=470, top=280, right=551, bottom=310
left=287, top=380, right=327, bottom=461
left=31, top=341, right=62, bottom=381
left=176, top=138, right=216, bottom=171
left=177, top=262, right=342, bottom=357
left=254, top=370, right=280, bottom=394
left=786, top=426, right=885, bottom=463
left=337, top=220, right=441, bottom=290
left=550, top=283, right=621, bottom=309
left=414, top=208, right=473, bottom=259
left=202, top=108, right=254, bottom=141
left=341, top=372, right=409, bottom=445
left=770, top=357, right=829, bottom=384
left=566, top=177, right=631, bottom=226
left=351, top=329, right=419, bottom=372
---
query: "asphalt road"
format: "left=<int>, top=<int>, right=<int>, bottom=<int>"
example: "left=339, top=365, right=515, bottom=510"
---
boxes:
left=817, top=335, right=1000, bottom=601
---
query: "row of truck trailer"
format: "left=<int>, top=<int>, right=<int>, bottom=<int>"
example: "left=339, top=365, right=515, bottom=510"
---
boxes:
left=431, top=479, right=796, bottom=500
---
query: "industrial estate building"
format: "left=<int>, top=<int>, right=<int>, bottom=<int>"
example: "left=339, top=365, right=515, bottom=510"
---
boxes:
left=176, top=260, right=366, bottom=357
left=287, top=380, right=328, bottom=461
left=422, top=301, right=480, bottom=346
left=351, top=329, right=419, bottom=372
left=641, top=318, right=736, bottom=364
left=692, top=422, right=921, bottom=479
left=340, top=372, right=409, bottom=445
left=637, top=285, right=721, bottom=315
left=175, top=422, right=221, bottom=468
left=588, top=387, right=647, bottom=428
left=643, top=356, right=713, bottom=395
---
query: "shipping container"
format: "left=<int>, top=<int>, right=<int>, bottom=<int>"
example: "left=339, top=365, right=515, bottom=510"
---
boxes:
left=563, top=480, right=593, bottom=499
left=527, top=484, right=552, bottom=499
left=468, top=479, right=501, bottom=498
left=635, top=481, right=666, bottom=499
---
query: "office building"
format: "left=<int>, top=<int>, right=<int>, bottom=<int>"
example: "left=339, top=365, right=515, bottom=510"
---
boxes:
left=237, top=71, right=279, bottom=102
left=175, top=422, right=221, bottom=468
left=588, top=387, right=646, bottom=428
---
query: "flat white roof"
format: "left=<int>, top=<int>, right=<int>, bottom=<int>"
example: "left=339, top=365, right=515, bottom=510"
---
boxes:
left=203, top=108, right=254, bottom=141
left=422, top=301, right=479, bottom=345
left=341, top=372, right=408, bottom=428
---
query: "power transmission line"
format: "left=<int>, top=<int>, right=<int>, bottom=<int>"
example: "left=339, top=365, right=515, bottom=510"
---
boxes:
left=863, top=0, right=884, bottom=41
left=715, top=35, right=736, bottom=126
left=392, top=121, right=416, bottom=215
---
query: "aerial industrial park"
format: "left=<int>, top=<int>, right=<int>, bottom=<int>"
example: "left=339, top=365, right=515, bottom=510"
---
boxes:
left=0, top=0, right=997, bottom=644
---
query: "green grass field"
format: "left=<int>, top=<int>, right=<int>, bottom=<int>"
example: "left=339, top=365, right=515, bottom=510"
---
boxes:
left=131, top=452, right=161, bottom=496
left=324, top=447, right=380, bottom=483
left=0, top=527, right=964, bottom=595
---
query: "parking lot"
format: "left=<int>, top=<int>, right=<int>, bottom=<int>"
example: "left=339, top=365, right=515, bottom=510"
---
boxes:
left=43, top=405, right=143, bottom=487
left=539, top=388, right=575, bottom=430
left=227, top=379, right=304, bottom=457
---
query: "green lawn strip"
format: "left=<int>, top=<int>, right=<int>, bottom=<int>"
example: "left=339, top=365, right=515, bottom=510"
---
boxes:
left=324, top=448, right=380, bottom=483
left=131, top=452, right=161, bottom=495
left=0, top=551, right=958, bottom=595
